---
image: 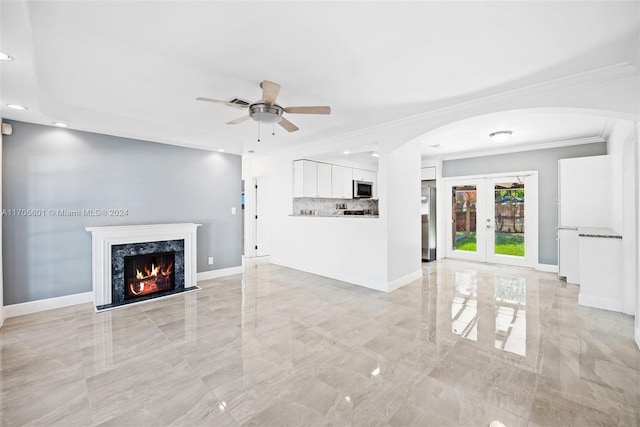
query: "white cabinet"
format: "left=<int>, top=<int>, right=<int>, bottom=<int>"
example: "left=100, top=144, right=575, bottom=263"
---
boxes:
left=578, top=229, right=623, bottom=312
left=331, top=165, right=353, bottom=199
left=317, top=162, right=332, bottom=198
left=342, top=167, right=353, bottom=198
left=294, top=160, right=376, bottom=199
left=293, top=160, right=318, bottom=198
left=558, top=228, right=580, bottom=284
left=558, top=156, right=611, bottom=227
left=421, top=167, right=436, bottom=180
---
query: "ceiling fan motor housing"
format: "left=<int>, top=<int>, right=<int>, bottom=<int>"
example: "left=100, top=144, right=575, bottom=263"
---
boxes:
left=249, top=103, right=283, bottom=123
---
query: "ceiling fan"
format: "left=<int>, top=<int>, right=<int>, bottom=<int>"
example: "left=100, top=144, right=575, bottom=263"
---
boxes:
left=196, top=80, right=331, bottom=138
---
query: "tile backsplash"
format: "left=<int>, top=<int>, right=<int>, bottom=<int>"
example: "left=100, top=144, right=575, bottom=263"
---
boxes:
left=293, top=198, right=379, bottom=216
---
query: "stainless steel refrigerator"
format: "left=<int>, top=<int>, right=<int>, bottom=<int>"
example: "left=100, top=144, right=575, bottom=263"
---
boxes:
left=421, top=181, right=436, bottom=261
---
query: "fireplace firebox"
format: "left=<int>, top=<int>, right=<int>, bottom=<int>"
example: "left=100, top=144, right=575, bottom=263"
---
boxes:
left=109, top=239, right=186, bottom=309
left=124, top=252, right=175, bottom=299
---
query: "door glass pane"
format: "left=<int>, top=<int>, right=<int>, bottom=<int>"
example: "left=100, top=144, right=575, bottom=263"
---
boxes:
left=452, top=186, right=477, bottom=252
left=494, top=182, right=524, bottom=257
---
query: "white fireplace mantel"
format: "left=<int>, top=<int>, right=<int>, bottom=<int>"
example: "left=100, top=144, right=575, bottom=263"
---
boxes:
left=86, top=223, right=201, bottom=307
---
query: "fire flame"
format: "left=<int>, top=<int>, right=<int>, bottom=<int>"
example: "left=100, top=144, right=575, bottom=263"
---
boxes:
left=136, top=263, right=160, bottom=280
left=129, top=261, right=174, bottom=297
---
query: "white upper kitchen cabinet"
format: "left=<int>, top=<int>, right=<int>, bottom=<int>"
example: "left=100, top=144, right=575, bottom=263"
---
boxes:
left=558, top=155, right=611, bottom=227
left=331, top=165, right=353, bottom=199
left=317, top=162, right=332, bottom=198
left=293, top=160, right=318, bottom=198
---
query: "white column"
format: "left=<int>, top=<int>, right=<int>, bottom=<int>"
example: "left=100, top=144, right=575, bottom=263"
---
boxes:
left=0, top=129, right=4, bottom=327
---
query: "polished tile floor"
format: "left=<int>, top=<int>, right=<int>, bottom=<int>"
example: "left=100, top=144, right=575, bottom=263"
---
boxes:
left=1, top=259, right=639, bottom=426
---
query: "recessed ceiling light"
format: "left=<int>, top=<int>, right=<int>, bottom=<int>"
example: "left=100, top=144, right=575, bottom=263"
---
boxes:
left=371, top=152, right=379, bottom=158
left=489, top=130, right=513, bottom=143
left=248, top=150, right=255, bottom=154
left=7, top=104, right=28, bottom=110
left=218, top=149, right=225, bottom=152
left=52, top=121, right=69, bottom=128
left=430, top=144, right=440, bottom=149
left=0, top=51, right=13, bottom=61
left=343, top=150, right=350, bottom=155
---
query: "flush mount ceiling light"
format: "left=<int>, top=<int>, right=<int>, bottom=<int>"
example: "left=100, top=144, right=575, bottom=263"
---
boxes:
left=7, top=104, right=28, bottom=110
left=343, top=150, right=350, bottom=155
left=0, top=51, right=13, bottom=61
left=371, top=152, right=380, bottom=158
left=52, top=121, right=69, bottom=128
left=489, top=130, right=513, bottom=143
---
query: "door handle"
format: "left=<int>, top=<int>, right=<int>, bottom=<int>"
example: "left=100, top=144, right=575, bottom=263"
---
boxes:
left=486, top=224, right=493, bottom=228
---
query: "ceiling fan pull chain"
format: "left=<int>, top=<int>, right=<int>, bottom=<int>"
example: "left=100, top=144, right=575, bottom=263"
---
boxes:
left=257, top=121, right=261, bottom=142
left=272, top=123, right=275, bottom=136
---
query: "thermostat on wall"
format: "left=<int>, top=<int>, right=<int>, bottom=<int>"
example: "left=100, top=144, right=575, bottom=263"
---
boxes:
left=1, top=122, right=12, bottom=135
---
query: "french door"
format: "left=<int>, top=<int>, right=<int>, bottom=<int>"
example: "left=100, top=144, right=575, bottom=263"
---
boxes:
left=445, top=173, right=537, bottom=268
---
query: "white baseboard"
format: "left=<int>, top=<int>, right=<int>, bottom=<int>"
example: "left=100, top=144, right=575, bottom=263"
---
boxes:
left=387, top=269, right=423, bottom=292
left=578, top=293, right=623, bottom=312
left=635, top=327, right=640, bottom=350
left=536, top=263, right=559, bottom=273
left=197, top=266, right=244, bottom=281
left=4, top=292, right=94, bottom=319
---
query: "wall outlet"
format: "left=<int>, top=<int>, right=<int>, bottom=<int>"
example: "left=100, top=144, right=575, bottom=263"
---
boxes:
left=231, top=207, right=237, bottom=215
left=208, top=257, right=214, bottom=265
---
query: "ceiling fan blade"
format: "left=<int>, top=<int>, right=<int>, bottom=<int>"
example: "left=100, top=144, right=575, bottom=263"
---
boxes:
left=284, top=106, right=331, bottom=115
left=278, top=117, right=299, bottom=132
left=196, top=97, right=248, bottom=109
left=261, top=80, right=281, bottom=104
left=227, top=116, right=251, bottom=125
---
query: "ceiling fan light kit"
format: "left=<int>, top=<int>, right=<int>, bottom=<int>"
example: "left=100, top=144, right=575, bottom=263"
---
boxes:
left=197, top=80, right=331, bottom=141
left=249, top=103, right=283, bottom=124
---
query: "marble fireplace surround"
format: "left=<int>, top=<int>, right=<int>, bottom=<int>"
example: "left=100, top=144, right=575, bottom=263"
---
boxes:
left=86, top=223, right=201, bottom=309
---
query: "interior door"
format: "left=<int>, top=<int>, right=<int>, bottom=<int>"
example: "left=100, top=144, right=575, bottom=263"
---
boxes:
left=445, top=174, right=536, bottom=268
left=255, top=177, right=270, bottom=256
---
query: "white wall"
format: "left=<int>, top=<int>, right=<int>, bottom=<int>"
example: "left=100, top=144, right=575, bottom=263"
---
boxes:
left=607, top=120, right=638, bottom=316
left=635, top=122, right=640, bottom=349
left=384, top=139, right=422, bottom=285
left=0, top=130, right=4, bottom=327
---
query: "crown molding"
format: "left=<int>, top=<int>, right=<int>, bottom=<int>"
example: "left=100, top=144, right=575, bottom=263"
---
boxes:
left=439, top=136, right=606, bottom=161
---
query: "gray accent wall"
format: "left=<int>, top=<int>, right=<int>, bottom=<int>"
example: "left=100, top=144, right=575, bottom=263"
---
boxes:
left=442, top=143, right=607, bottom=265
left=2, top=120, right=242, bottom=305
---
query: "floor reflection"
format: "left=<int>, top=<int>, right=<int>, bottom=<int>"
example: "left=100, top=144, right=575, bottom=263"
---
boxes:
left=450, top=269, right=527, bottom=356
left=451, top=271, right=478, bottom=341
left=494, top=274, right=526, bottom=356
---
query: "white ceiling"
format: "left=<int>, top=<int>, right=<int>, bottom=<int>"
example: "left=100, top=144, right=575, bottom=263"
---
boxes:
left=1, top=1, right=638, bottom=157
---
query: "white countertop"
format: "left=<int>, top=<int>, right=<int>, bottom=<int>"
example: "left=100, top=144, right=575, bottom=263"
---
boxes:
left=290, top=214, right=379, bottom=218
left=577, top=227, right=622, bottom=239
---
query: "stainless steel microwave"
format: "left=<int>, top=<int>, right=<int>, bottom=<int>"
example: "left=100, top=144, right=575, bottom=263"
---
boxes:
left=353, top=180, right=373, bottom=198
